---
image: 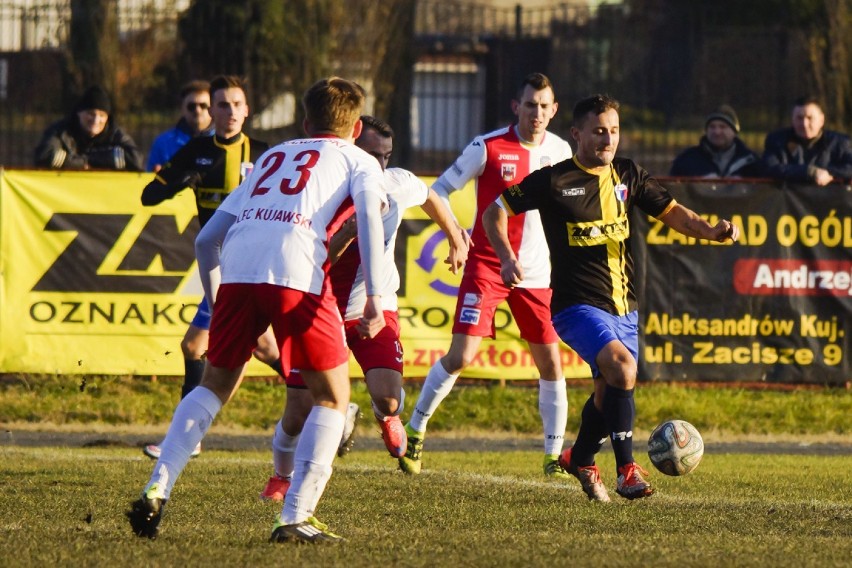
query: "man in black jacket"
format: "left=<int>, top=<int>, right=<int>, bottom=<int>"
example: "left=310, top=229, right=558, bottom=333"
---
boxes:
left=669, top=105, right=763, bottom=178
left=34, top=85, right=144, bottom=171
left=763, top=96, right=852, bottom=186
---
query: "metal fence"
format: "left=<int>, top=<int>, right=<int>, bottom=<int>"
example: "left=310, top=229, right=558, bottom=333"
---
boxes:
left=0, top=0, right=830, bottom=176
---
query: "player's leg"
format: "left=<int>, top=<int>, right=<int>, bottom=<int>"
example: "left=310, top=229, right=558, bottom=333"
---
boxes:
left=551, top=304, right=618, bottom=501
left=143, top=306, right=209, bottom=459
left=253, top=327, right=285, bottom=376
left=269, top=285, right=349, bottom=543
left=592, top=312, right=652, bottom=499
left=129, top=362, right=246, bottom=538
left=510, top=287, right=569, bottom=477
left=261, top=377, right=312, bottom=501
left=348, top=313, right=407, bottom=457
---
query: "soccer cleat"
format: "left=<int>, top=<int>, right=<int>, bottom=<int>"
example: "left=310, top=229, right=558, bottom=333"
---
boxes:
left=558, top=447, right=611, bottom=502
left=259, top=475, right=291, bottom=502
left=126, top=484, right=167, bottom=539
left=378, top=415, right=408, bottom=458
left=397, top=423, right=423, bottom=475
left=337, top=402, right=362, bottom=458
left=143, top=442, right=201, bottom=460
left=269, top=516, right=344, bottom=544
left=616, top=462, right=655, bottom=500
left=543, top=454, right=571, bottom=480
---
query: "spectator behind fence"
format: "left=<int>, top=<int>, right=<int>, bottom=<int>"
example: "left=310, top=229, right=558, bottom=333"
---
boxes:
left=669, top=105, right=763, bottom=178
left=763, top=96, right=852, bottom=186
left=146, top=80, right=214, bottom=172
left=34, top=86, right=144, bottom=171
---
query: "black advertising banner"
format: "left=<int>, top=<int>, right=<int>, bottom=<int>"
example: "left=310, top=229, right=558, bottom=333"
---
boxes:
left=634, top=182, right=851, bottom=385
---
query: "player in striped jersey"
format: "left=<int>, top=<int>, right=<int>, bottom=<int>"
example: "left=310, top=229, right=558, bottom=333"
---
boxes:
left=484, top=94, right=739, bottom=501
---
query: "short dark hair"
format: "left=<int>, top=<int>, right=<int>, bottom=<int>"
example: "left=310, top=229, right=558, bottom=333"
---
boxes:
left=516, top=72, right=554, bottom=99
left=793, top=95, right=823, bottom=110
left=179, top=80, right=210, bottom=101
left=209, top=75, right=246, bottom=100
left=360, top=115, right=394, bottom=139
left=572, top=94, right=620, bottom=127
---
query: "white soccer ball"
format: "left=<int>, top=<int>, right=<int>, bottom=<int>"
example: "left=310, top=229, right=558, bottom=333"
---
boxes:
left=647, top=419, right=704, bottom=476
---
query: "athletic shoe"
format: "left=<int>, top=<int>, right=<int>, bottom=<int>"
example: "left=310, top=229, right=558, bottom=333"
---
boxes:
left=378, top=415, right=407, bottom=458
left=543, top=454, right=571, bottom=480
left=259, top=475, right=291, bottom=502
left=142, top=442, right=201, bottom=460
left=126, top=484, right=167, bottom=539
left=397, top=423, right=423, bottom=475
left=269, top=516, right=344, bottom=544
left=616, top=462, right=655, bottom=500
left=337, top=402, right=362, bottom=458
left=558, top=446, right=611, bottom=502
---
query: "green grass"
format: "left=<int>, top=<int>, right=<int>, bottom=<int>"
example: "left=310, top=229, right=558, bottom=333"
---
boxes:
left=2, top=374, right=852, bottom=438
left=1, top=447, right=850, bottom=567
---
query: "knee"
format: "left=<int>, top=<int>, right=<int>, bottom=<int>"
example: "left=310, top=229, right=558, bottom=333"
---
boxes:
left=181, top=337, right=206, bottom=360
left=600, top=356, right=637, bottom=390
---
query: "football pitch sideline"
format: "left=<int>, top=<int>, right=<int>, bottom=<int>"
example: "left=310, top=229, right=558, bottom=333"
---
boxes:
left=1, top=446, right=850, bottom=567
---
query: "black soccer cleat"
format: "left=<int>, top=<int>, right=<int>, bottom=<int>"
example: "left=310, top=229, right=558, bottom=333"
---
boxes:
left=127, top=491, right=167, bottom=540
left=269, top=517, right=344, bottom=544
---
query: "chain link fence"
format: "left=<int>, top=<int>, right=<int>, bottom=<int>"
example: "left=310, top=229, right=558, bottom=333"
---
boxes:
left=0, top=0, right=842, bottom=175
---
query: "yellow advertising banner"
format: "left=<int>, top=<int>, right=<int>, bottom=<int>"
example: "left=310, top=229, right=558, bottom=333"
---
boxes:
left=0, top=169, right=591, bottom=379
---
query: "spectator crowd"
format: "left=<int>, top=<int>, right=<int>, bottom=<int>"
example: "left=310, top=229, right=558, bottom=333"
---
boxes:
left=33, top=84, right=852, bottom=185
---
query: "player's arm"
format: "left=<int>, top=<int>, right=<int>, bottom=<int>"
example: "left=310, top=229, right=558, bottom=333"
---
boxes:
left=354, top=189, right=386, bottom=339
left=140, top=145, right=202, bottom=206
left=327, top=214, right=358, bottom=265
left=658, top=202, right=740, bottom=243
left=195, top=208, right=235, bottom=307
left=482, top=199, right=524, bottom=288
left=420, top=188, right=469, bottom=274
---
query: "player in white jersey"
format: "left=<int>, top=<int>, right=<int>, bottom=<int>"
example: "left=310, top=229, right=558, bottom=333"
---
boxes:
left=400, top=72, right=576, bottom=479
left=127, top=77, right=387, bottom=544
left=259, top=116, right=469, bottom=502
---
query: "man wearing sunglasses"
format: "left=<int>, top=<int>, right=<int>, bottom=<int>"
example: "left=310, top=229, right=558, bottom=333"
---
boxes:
left=147, top=80, right=215, bottom=173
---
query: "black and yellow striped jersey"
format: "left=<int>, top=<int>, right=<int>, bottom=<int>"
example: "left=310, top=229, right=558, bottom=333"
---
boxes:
left=499, top=156, right=675, bottom=316
left=145, top=132, right=269, bottom=226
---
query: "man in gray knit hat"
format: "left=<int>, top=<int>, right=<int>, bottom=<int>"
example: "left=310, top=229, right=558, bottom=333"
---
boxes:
left=669, top=104, right=764, bottom=178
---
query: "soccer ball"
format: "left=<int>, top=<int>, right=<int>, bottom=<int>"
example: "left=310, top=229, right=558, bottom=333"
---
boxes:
left=647, top=419, right=704, bottom=476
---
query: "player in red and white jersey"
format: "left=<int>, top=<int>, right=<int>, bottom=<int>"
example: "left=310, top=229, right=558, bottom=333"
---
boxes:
left=259, top=117, right=468, bottom=502
left=400, top=73, right=576, bottom=479
left=127, top=77, right=386, bottom=544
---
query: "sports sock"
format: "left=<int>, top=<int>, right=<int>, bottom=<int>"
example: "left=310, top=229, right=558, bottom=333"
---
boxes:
left=279, top=405, right=344, bottom=525
left=408, top=361, right=458, bottom=433
left=271, top=419, right=299, bottom=479
left=146, top=386, right=221, bottom=499
left=602, top=384, right=636, bottom=469
left=570, top=393, right=608, bottom=467
left=538, top=378, right=568, bottom=457
left=181, top=358, right=205, bottom=399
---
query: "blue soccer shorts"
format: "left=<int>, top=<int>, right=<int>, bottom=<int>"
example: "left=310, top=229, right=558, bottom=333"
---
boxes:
left=552, top=304, right=639, bottom=378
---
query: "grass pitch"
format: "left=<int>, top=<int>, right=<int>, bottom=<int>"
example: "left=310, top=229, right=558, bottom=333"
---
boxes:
left=1, top=446, right=850, bottom=567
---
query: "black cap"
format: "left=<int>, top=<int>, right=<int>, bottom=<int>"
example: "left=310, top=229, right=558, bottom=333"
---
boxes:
left=75, top=86, right=112, bottom=113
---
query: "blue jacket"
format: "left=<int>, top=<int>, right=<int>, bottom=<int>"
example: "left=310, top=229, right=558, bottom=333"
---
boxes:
left=146, top=118, right=213, bottom=172
left=670, top=137, right=764, bottom=178
left=762, top=127, right=852, bottom=183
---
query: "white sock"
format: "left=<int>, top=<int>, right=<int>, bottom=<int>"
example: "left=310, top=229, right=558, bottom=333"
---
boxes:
left=271, top=420, right=299, bottom=479
left=372, top=387, right=406, bottom=420
left=279, top=406, right=344, bottom=524
left=538, top=378, right=568, bottom=457
left=147, top=386, right=221, bottom=499
left=408, top=361, right=458, bottom=433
